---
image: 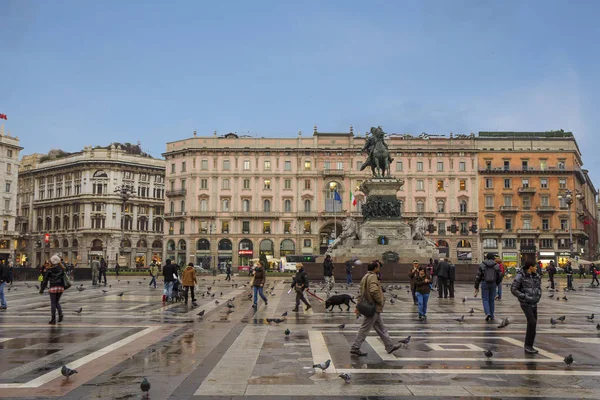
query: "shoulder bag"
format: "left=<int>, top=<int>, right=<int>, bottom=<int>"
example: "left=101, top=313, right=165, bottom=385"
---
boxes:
left=356, top=275, right=376, bottom=318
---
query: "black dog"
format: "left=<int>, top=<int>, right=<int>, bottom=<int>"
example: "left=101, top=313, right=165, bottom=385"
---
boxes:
left=325, top=294, right=356, bottom=311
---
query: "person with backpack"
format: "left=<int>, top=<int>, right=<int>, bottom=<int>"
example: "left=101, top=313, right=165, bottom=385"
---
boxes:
left=590, top=263, right=600, bottom=287
left=511, top=261, right=542, bottom=354
left=495, top=256, right=505, bottom=300
left=474, top=253, right=502, bottom=322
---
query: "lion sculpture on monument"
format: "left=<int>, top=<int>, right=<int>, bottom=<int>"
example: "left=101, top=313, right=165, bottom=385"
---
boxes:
left=411, top=216, right=437, bottom=247
left=326, top=217, right=358, bottom=254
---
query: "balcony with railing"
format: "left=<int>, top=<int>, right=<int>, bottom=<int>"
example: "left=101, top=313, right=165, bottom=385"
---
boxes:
left=499, top=206, right=519, bottom=213
left=188, top=211, right=217, bottom=218
left=166, top=189, right=187, bottom=197
left=480, top=228, right=504, bottom=234
left=517, top=229, right=540, bottom=234
left=164, top=211, right=187, bottom=219
left=233, top=212, right=281, bottom=219
left=536, top=206, right=557, bottom=213
left=321, top=169, right=345, bottom=177
left=518, top=186, right=537, bottom=194
left=297, top=211, right=319, bottom=218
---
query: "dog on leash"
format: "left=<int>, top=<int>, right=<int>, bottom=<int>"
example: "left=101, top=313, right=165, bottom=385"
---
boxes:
left=325, top=294, right=356, bottom=312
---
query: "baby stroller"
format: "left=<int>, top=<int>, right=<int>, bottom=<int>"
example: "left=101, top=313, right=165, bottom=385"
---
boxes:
left=172, top=279, right=185, bottom=302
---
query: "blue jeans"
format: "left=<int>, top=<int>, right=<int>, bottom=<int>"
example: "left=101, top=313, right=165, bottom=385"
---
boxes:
left=253, top=286, right=268, bottom=305
left=346, top=273, right=353, bottom=284
left=149, top=276, right=157, bottom=287
left=164, top=281, right=174, bottom=299
left=481, top=281, right=497, bottom=318
left=416, top=292, right=429, bottom=316
left=497, top=281, right=503, bottom=298
left=0, top=282, right=6, bottom=308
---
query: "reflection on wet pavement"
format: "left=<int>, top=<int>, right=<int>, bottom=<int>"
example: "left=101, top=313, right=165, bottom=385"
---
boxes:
left=0, top=274, right=599, bottom=399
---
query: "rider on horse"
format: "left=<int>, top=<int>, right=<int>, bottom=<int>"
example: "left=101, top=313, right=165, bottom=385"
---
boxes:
left=360, top=127, right=393, bottom=173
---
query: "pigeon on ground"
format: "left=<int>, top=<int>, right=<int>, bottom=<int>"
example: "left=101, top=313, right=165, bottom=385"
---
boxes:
left=557, top=297, right=560, bottom=301
left=61, top=365, right=78, bottom=379
left=102, top=290, right=108, bottom=294
left=468, top=308, right=475, bottom=315
left=564, top=354, right=574, bottom=367
left=338, top=324, right=345, bottom=329
left=140, top=377, right=151, bottom=397
left=339, top=373, right=351, bottom=383
left=281, top=311, right=288, bottom=317
left=390, top=298, right=396, bottom=304
left=596, top=323, right=600, bottom=331
left=562, top=296, right=568, bottom=301
left=74, top=307, right=83, bottom=314
left=399, top=335, right=411, bottom=345
left=313, top=359, right=331, bottom=370
left=201, top=293, right=205, bottom=298
left=76, top=287, right=85, bottom=292
left=138, top=281, right=142, bottom=285
left=207, top=286, right=212, bottom=291
left=211, top=293, right=216, bottom=298
left=550, top=318, right=558, bottom=327
left=497, top=318, right=510, bottom=329
left=35, top=285, right=40, bottom=289
left=548, top=294, right=554, bottom=298
left=220, top=292, right=223, bottom=296
left=558, top=316, right=566, bottom=322
left=284, top=328, right=291, bottom=336
left=271, top=318, right=285, bottom=324
left=462, top=297, right=467, bottom=303
left=454, top=315, right=465, bottom=323
left=127, top=281, right=130, bottom=284
left=484, top=349, right=493, bottom=359
left=197, top=310, right=205, bottom=317
left=226, top=303, right=235, bottom=309
left=117, top=292, right=124, bottom=297
left=586, top=314, right=594, bottom=321
left=247, top=294, right=253, bottom=299
left=215, top=300, right=219, bottom=305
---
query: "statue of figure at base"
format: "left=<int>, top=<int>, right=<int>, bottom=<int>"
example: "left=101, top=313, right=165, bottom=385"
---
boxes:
left=326, top=217, right=358, bottom=254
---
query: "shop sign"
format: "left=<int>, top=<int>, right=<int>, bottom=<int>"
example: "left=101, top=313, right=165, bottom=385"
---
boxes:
left=502, top=252, right=518, bottom=262
left=238, top=250, right=253, bottom=255
left=539, top=251, right=556, bottom=256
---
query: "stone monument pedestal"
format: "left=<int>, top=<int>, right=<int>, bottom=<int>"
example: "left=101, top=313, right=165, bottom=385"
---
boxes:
left=328, top=178, right=439, bottom=263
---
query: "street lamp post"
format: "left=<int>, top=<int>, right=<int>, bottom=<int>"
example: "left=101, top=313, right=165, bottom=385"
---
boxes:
left=558, top=189, right=583, bottom=258
left=114, top=185, right=135, bottom=266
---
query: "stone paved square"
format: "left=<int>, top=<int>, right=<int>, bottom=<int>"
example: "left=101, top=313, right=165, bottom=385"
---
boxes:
left=0, top=274, right=599, bottom=399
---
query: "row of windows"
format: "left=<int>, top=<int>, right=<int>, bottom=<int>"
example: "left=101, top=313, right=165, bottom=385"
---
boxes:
left=167, top=237, right=314, bottom=252
left=483, top=238, right=570, bottom=249
left=484, top=217, right=571, bottom=230
left=485, top=159, right=567, bottom=171
left=395, top=160, right=469, bottom=172
left=39, top=171, right=164, bottom=184
left=172, top=159, right=345, bottom=173
left=168, top=220, right=312, bottom=235
left=35, top=216, right=164, bottom=232
left=484, top=177, right=568, bottom=189
left=484, top=194, right=569, bottom=208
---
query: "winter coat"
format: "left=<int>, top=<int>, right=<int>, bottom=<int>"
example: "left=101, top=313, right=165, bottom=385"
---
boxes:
left=408, top=267, right=419, bottom=286
left=474, top=260, right=501, bottom=289
left=91, top=260, right=100, bottom=273
left=437, top=261, right=450, bottom=279
left=181, top=266, right=197, bottom=286
left=511, top=269, right=542, bottom=306
left=323, top=258, right=334, bottom=277
left=292, top=268, right=309, bottom=289
left=359, top=271, right=385, bottom=313
left=345, top=260, right=353, bottom=274
left=253, top=266, right=266, bottom=287
left=415, top=273, right=432, bottom=295
left=565, top=264, right=573, bottom=275
left=40, top=264, right=65, bottom=291
left=0, top=264, right=6, bottom=283
left=547, top=265, right=556, bottom=278
left=448, top=263, right=456, bottom=282
left=149, top=264, right=160, bottom=277
left=162, top=262, right=177, bottom=282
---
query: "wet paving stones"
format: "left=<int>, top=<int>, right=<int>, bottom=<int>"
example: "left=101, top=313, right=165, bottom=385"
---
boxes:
left=0, top=274, right=599, bottom=398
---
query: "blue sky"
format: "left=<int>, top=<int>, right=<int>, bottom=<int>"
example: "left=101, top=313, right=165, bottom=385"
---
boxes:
left=2, top=0, right=600, bottom=181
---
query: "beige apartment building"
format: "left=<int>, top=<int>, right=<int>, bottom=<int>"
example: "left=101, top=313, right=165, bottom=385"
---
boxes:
left=163, top=128, right=481, bottom=268
left=17, top=145, right=165, bottom=267
left=0, top=125, right=23, bottom=266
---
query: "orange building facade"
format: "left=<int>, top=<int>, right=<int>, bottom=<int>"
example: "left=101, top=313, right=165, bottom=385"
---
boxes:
left=477, top=131, right=597, bottom=269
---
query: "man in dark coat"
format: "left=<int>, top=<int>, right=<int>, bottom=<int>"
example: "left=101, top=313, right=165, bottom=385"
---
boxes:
left=436, top=258, right=450, bottom=298
left=511, top=261, right=542, bottom=354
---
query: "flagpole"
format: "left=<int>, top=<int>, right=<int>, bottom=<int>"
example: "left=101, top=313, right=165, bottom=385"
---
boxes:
left=334, top=189, right=337, bottom=240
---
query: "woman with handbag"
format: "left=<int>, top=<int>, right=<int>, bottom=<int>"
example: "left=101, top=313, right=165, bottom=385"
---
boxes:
left=351, top=261, right=402, bottom=356
left=39, top=254, right=70, bottom=325
left=252, top=261, right=269, bottom=309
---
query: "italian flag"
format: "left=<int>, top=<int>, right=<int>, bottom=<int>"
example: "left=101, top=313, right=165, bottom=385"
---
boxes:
left=350, top=191, right=357, bottom=206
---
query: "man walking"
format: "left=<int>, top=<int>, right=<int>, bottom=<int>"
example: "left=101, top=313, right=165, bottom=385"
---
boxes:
left=162, top=259, right=178, bottom=302
left=225, top=262, right=232, bottom=281
left=0, top=261, right=7, bottom=310
left=323, top=254, right=335, bottom=299
left=149, top=261, right=159, bottom=288
left=578, top=264, right=586, bottom=279
left=590, top=263, right=600, bottom=287
left=436, top=258, right=450, bottom=298
left=291, top=263, right=311, bottom=312
left=495, top=256, right=505, bottom=300
left=547, top=260, right=557, bottom=289
left=350, top=262, right=402, bottom=356
left=345, top=257, right=355, bottom=285
left=99, top=257, right=108, bottom=286
left=91, top=257, right=100, bottom=286
left=474, top=253, right=502, bottom=322
left=565, top=261, right=574, bottom=291
left=511, top=261, right=542, bottom=354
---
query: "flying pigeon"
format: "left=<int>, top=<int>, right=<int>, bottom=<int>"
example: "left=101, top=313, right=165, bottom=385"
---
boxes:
left=497, top=318, right=510, bottom=329
left=61, top=365, right=78, bottom=379
left=284, top=328, right=290, bottom=336
left=454, top=315, right=465, bottom=323
left=313, top=359, right=331, bottom=371
left=484, top=349, right=493, bottom=359
left=74, top=307, right=83, bottom=314
left=339, top=373, right=351, bottom=383
left=399, top=335, right=411, bottom=345
left=338, top=324, right=345, bottom=329
left=586, top=314, right=594, bottom=321
left=197, top=310, right=205, bottom=317
left=140, top=377, right=151, bottom=397
left=564, top=354, right=574, bottom=367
